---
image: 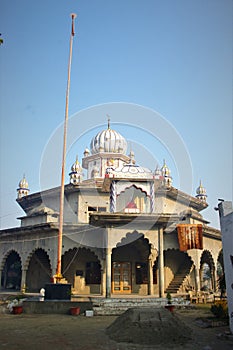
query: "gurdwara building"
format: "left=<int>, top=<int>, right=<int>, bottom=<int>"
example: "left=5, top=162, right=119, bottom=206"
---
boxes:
left=0, top=122, right=223, bottom=298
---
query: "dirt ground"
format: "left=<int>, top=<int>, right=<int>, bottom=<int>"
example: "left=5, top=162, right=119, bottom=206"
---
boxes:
left=0, top=305, right=233, bottom=350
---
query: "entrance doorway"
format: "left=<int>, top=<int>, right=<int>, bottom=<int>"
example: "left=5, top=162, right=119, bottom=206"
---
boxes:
left=112, top=262, right=131, bottom=293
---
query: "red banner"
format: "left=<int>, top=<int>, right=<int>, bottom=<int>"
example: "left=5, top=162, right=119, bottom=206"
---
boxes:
left=177, top=224, right=203, bottom=251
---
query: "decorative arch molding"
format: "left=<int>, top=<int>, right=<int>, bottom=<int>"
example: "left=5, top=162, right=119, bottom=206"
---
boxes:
left=116, top=183, right=151, bottom=198
left=164, top=248, right=194, bottom=273
left=217, top=249, right=224, bottom=269
left=25, top=248, right=52, bottom=292
left=112, top=231, right=159, bottom=268
left=1, top=250, right=22, bottom=290
left=0, top=249, right=22, bottom=271
left=62, top=247, right=101, bottom=265
left=200, top=249, right=215, bottom=270
left=24, top=248, right=52, bottom=272
left=115, top=231, right=144, bottom=248
left=62, top=247, right=102, bottom=290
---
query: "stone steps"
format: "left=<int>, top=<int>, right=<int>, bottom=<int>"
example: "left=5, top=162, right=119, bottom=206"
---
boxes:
left=92, top=298, right=167, bottom=315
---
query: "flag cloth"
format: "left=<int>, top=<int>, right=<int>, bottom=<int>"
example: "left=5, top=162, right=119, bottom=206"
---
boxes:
left=177, top=224, right=203, bottom=251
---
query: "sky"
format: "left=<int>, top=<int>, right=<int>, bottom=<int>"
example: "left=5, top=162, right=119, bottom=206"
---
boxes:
left=0, top=0, right=232, bottom=230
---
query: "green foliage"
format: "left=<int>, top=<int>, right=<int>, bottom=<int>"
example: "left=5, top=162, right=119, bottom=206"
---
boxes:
left=210, top=300, right=228, bottom=319
left=166, top=292, right=172, bottom=304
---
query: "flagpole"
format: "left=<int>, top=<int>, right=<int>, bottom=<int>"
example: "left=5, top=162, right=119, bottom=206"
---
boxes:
left=55, top=13, right=77, bottom=282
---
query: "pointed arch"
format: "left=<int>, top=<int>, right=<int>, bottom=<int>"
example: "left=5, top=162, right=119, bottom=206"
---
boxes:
left=62, top=247, right=101, bottom=294
left=1, top=250, right=22, bottom=290
left=26, top=248, right=52, bottom=292
left=200, top=250, right=215, bottom=292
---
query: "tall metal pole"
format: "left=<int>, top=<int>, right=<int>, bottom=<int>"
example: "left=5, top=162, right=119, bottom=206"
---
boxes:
left=55, top=13, right=77, bottom=282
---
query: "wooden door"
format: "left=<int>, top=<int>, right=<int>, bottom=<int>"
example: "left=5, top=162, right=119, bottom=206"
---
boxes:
left=112, top=262, right=131, bottom=293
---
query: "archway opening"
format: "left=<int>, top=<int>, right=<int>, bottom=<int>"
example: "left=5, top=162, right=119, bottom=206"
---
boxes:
left=62, top=248, right=101, bottom=295
left=1, top=251, right=22, bottom=290
left=26, top=249, right=52, bottom=292
left=112, top=233, right=154, bottom=294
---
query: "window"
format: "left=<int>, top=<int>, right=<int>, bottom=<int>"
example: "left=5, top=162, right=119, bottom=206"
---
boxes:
left=98, top=207, right=106, bottom=212
left=85, top=262, right=101, bottom=284
left=88, top=206, right=106, bottom=212
left=135, top=262, right=158, bottom=284
left=135, top=262, right=148, bottom=284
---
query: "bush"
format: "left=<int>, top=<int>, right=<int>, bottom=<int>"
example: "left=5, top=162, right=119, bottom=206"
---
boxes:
left=210, top=300, right=228, bottom=319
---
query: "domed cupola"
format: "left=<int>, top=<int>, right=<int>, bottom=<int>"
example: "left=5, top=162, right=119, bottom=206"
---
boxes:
left=90, top=119, right=127, bottom=155
left=69, top=156, right=82, bottom=184
left=83, top=147, right=90, bottom=157
left=196, top=180, right=207, bottom=202
left=161, top=159, right=172, bottom=188
left=17, top=175, right=30, bottom=199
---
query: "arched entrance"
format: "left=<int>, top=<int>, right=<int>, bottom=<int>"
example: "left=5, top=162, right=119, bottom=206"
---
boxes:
left=200, top=250, right=215, bottom=292
left=112, top=232, right=154, bottom=294
left=164, top=249, right=193, bottom=293
left=62, top=247, right=101, bottom=294
left=26, top=249, right=52, bottom=292
left=1, top=251, right=22, bottom=290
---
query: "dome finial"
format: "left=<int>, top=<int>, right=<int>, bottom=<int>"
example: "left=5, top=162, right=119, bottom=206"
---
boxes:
left=17, top=174, right=30, bottom=199
left=196, top=179, right=207, bottom=202
left=107, top=114, right=110, bottom=129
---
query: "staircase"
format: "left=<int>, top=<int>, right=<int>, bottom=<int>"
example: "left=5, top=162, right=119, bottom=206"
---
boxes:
left=92, top=297, right=167, bottom=316
left=165, top=260, right=193, bottom=294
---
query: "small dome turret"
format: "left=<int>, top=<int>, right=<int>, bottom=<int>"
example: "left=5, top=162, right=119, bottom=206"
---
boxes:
left=69, top=156, right=82, bottom=184
left=83, top=147, right=90, bottom=157
left=17, top=175, right=30, bottom=199
left=161, top=160, right=172, bottom=188
left=196, top=180, right=207, bottom=202
left=128, top=149, right=135, bottom=164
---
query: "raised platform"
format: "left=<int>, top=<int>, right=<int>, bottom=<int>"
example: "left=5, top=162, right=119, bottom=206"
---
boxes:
left=23, top=300, right=93, bottom=314
left=20, top=295, right=190, bottom=315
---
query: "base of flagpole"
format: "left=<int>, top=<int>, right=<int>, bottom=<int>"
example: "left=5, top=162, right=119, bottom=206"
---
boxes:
left=44, top=283, right=71, bottom=300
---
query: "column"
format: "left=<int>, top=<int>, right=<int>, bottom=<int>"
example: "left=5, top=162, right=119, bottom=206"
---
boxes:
left=212, top=267, right=217, bottom=292
left=110, top=181, right=116, bottom=212
left=20, top=269, right=27, bottom=293
left=147, top=255, right=153, bottom=295
left=0, top=270, right=3, bottom=290
left=106, top=248, right=112, bottom=298
left=101, top=264, right=106, bottom=297
left=158, top=226, right=165, bottom=297
left=194, top=266, right=200, bottom=291
left=150, top=181, right=155, bottom=213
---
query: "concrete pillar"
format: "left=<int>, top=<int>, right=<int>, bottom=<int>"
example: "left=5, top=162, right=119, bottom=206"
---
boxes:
left=21, top=269, right=27, bottom=292
left=147, top=256, right=153, bottom=295
left=158, top=226, right=165, bottom=297
left=212, top=267, right=217, bottom=291
left=101, top=262, right=106, bottom=297
left=0, top=269, right=3, bottom=290
left=106, top=248, right=112, bottom=298
left=194, top=266, right=200, bottom=291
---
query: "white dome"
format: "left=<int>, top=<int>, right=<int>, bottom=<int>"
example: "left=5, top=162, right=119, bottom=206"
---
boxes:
left=90, top=123, right=127, bottom=155
left=196, top=180, right=207, bottom=196
left=70, top=157, right=82, bottom=173
left=18, top=175, right=29, bottom=189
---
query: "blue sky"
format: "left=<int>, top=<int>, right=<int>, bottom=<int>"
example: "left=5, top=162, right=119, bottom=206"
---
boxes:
left=0, top=0, right=232, bottom=229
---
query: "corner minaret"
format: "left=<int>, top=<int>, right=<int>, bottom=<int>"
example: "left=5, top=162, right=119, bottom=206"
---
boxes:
left=196, top=180, right=207, bottom=202
left=161, top=159, right=172, bottom=188
left=17, top=175, right=30, bottom=199
left=69, top=156, right=82, bottom=184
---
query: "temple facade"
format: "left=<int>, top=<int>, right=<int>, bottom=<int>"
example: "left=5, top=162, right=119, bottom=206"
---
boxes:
left=0, top=122, right=223, bottom=297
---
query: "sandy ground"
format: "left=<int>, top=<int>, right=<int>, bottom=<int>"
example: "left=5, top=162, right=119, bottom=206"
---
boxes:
left=0, top=306, right=232, bottom=350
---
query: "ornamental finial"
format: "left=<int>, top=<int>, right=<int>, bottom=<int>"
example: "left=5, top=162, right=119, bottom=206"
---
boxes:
left=107, top=115, right=110, bottom=129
